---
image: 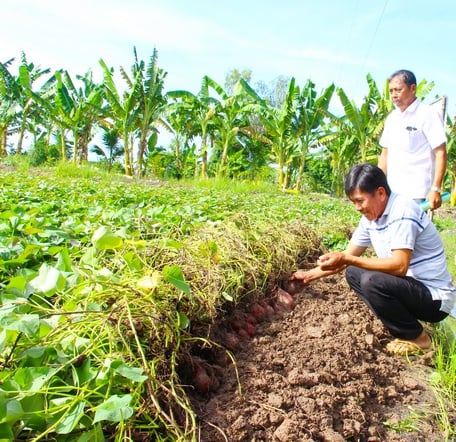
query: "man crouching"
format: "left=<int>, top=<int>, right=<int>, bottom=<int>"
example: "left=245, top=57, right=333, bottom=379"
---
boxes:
left=290, top=163, right=456, bottom=355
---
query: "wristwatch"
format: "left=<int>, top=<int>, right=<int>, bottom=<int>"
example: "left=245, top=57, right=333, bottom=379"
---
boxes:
left=431, top=186, right=441, bottom=193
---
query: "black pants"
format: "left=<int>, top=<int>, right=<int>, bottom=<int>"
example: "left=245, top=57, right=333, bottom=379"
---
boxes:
left=345, top=266, right=448, bottom=340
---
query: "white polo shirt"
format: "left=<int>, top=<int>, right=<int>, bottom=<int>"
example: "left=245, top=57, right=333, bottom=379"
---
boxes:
left=379, top=99, right=446, bottom=199
left=350, top=193, right=456, bottom=314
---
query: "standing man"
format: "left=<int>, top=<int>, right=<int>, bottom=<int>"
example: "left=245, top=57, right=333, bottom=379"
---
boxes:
left=378, top=69, right=447, bottom=210
left=290, top=164, right=455, bottom=355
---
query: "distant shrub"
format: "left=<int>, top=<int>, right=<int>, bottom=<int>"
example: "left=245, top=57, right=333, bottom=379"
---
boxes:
left=29, top=140, right=61, bottom=166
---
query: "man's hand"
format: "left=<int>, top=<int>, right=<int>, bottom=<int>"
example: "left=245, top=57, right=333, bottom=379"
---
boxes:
left=425, top=189, right=442, bottom=210
left=289, top=268, right=327, bottom=285
left=317, top=252, right=348, bottom=272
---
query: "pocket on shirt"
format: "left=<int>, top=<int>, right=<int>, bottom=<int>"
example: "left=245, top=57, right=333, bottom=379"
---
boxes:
left=405, top=129, right=425, bottom=153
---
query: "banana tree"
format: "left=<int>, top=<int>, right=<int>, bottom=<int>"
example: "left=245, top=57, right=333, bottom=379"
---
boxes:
left=99, top=58, right=142, bottom=176
left=292, top=80, right=335, bottom=191
left=166, top=76, right=219, bottom=178
left=24, top=69, right=104, bottom=162
left=319, top=127, right=359, bottom=196
left=132, top=48, right=168, bottom=176
left=15, top=53, right=52, bottom=154
left=53, top=69, right=104, bottom=163
left=198, top=77, right=259, bottom=177
left=446, top=115, right=456, bottom=205
left=163, top=94, right=199, bottom=177
left=0, top=58, right=19, bottom=156
left=256, top=77, right=300, bottom=189
left=324, top=74, right=387, bottom=165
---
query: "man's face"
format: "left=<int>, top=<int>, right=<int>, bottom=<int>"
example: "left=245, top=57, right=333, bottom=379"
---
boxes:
left=349, top=187, right=388, bottom=221
left=389, top=77, right=417, bottom=111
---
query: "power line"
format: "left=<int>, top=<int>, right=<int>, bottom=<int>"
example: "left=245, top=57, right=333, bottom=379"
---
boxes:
left=362, top=0, right=389, bottom=69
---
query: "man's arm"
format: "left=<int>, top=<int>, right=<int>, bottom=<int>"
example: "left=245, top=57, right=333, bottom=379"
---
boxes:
left=378, top=148, right=388, bottom=174
left=318, top=248, right=411, bottom=276
left=289, top=242, right=367, bottom=284
left=426, top=143, right=447, bottom=209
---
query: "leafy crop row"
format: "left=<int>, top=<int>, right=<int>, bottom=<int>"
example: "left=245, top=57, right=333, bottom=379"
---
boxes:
left=0, top=169, right=357, bottom=441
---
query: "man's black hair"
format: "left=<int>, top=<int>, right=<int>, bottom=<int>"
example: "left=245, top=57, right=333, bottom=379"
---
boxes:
left=345, top=163, right=391, bottom=197
left=389, top=69, right=417, bottom=87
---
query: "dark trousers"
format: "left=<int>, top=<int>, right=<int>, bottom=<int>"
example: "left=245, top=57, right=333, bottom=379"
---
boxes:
left=345, top=266, right=448, bottom=340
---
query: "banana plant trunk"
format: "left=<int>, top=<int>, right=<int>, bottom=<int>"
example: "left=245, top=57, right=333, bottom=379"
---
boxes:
left=0, top=127, right=7, bottom=157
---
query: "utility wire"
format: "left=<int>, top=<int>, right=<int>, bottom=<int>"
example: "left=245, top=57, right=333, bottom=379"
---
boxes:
left=362, top=0, right=389, bottom=69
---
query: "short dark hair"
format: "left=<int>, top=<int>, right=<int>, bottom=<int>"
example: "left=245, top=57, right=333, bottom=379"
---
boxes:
left=388, top=69, right=417, bottom=87
left=344, top=163, right=391, bottom=197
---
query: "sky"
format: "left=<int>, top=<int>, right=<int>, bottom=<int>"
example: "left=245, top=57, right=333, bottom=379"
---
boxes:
left=2, top=0, right=456, bottom=146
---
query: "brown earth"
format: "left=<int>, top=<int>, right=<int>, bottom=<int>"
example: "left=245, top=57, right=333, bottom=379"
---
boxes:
left=185, top=271, right=447, bottom=442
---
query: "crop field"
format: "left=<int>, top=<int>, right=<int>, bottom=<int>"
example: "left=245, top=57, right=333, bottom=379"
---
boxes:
left=0, top=165, right=367, bottom=441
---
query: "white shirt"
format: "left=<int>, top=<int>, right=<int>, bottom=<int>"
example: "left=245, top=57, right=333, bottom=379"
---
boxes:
left=351, top=193, right=456, bottom=314
left=379, top=99, right=446, bottom=199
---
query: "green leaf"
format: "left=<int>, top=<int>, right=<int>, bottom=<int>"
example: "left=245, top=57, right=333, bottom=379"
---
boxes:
left=0, top=399, right=23, bottom=424
left=56, top=248, right=74, bottom=272
left=17, top=346, right=52, bottom=366
left=22, top=225, right=44, bottom=235
left=114, top=364, right=148, bottom=383
left=53, top=399, right=86, bottom=434
left=0, top=328, right=18, bottom=353
left=29, top=263, right=66, bottom=296
left=93, top=394, right=133, bottom=423
left=123, top=251, right=142, bottom=271
left=72, top=359, right=98, bottom=385
left=13, top=367, right=57, bottom=392
left=19, top=394, right=46, bottom=430
left=72, top=424, right=105, bottom=441
left=79, top=246, right=98, bottom=267
left=4, top=275, right=27, bottom=296
left=0, top=422, right=14, bottom=440
left=178, top=312, right=190, bottom=330
left=162, top=265, right=190, bottom=294
left=92, top=226, right=123, bottom=250
left=160, top=238, right=184, bottom=249
left=0, top=313, right=40, bottom=337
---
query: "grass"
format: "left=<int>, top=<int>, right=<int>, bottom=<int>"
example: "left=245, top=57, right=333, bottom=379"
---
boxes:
left=182, top=176, right=281, bottom=194
left=417, top=207, right=456, bottom=439
left=429, top=323, right=456, bottom=439
left=434, top=208, right=456, bottom=277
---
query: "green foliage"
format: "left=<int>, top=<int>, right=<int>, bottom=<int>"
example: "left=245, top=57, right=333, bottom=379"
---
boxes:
left=188, top=176, right=280, bottom=194
left=429, top=320, right=456, bottom=437
left=2, top=50, right=455, bottom=194
left=1, top=47, right=456, bottom=436
left=0, top=167, right=455, bottom=439
left=303, top=153, right=333, bottom=193
left=53, top=160, right=113, bottom=180
left=28, top=139, right=61, bottom=166
left=0, top=153, right=31, bottom=172
left=433, top=214, right=456, bottom=277
left=0, top=168, right=358, bottom=440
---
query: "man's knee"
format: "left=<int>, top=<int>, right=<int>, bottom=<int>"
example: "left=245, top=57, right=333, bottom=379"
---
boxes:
left=345, top=265, right=360, bottom=286
left=346, top=266, right=385, bottom=294
left=345, top=265, right=370, bottom=292
left=359, top=270, right=387, bottom=295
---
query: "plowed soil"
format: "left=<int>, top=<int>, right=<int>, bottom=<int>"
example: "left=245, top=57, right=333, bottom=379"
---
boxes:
left=187, top=272, right=446, bottom=442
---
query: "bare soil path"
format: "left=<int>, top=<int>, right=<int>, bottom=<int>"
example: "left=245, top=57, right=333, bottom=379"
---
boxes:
left=188, top=272, right=444, bottom=442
